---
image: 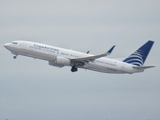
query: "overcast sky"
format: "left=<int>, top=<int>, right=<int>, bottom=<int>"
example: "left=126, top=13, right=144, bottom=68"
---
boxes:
left=0, top=0, right=160, bottom=120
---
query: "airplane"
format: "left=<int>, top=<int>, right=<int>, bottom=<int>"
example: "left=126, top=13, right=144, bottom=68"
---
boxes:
left=4, top=40, right=155, bottom=74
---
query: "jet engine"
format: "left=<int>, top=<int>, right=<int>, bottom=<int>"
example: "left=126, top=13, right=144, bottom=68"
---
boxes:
left=55, top=56, right=71, bottom=66
left=49, top=56, right=71, bottom=68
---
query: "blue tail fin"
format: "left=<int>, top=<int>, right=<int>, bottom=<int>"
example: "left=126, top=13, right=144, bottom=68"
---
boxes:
left=123, top=40, right=154, bottom=66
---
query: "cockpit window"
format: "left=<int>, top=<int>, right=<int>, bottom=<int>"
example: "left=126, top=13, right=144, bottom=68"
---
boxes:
left=12, top=42, right=18, bottom=44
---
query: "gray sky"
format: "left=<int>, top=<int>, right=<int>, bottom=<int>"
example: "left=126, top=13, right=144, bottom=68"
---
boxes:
left=0, top=0, right=160, bottom=120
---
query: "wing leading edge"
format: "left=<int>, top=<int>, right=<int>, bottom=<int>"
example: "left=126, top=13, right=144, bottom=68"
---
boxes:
left=71, top=45, right=115, bottom=62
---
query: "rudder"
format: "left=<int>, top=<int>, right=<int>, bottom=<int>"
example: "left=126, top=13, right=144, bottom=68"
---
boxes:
left=123, top=40, right=154, bottom=66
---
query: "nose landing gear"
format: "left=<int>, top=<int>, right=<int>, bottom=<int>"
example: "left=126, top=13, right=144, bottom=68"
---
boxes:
left=13, top=55, right=17, bottom=59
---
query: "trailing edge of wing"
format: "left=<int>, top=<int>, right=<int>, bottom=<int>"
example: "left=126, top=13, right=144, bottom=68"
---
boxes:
left=71, top=45, right=116, bottom=62
left=133, top=66, right=155, bottom=70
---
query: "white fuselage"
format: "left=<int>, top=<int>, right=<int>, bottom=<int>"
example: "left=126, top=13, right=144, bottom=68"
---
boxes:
left=4, top=41, right=144, bottom=74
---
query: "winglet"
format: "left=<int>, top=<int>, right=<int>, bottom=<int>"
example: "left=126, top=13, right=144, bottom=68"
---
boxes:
left=106, top=45, right=116, bottom=55
left=86, top=51, right=90, bottom=54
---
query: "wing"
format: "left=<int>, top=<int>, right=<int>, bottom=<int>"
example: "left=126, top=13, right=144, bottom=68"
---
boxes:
left=70, top=45, right=115, bottom=65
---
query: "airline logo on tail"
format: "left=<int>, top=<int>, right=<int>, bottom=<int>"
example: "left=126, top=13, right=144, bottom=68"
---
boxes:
left=123, top=40, right=154, bottom=66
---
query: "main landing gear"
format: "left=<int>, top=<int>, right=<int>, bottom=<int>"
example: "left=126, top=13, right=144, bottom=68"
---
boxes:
left=71, top=66, right=78, bottom=72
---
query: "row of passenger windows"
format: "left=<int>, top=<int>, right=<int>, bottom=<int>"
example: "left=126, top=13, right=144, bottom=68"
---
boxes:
left=30, top=45, right=59, bottom=53
left=61, top=53, right=79, bottom=58
left=95, top=60, right=116, bottom=66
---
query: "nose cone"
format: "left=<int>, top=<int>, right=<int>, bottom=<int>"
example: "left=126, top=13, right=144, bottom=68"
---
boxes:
left=4, top=43, right=11, bottom=49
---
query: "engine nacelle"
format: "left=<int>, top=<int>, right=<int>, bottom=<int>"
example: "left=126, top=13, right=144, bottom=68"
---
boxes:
left=49, top=61, right=64, bottom=68
left=55, top=56, right=71, bottom=66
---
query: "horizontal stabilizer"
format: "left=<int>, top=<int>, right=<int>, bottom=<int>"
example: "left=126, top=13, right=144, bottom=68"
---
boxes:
left=133, top=66, right=155, bottom=70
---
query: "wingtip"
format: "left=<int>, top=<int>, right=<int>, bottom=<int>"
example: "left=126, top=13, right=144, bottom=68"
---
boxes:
left=148, top=40, right=155, bottom=44
left=108, top=45, right=116, bottom=53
